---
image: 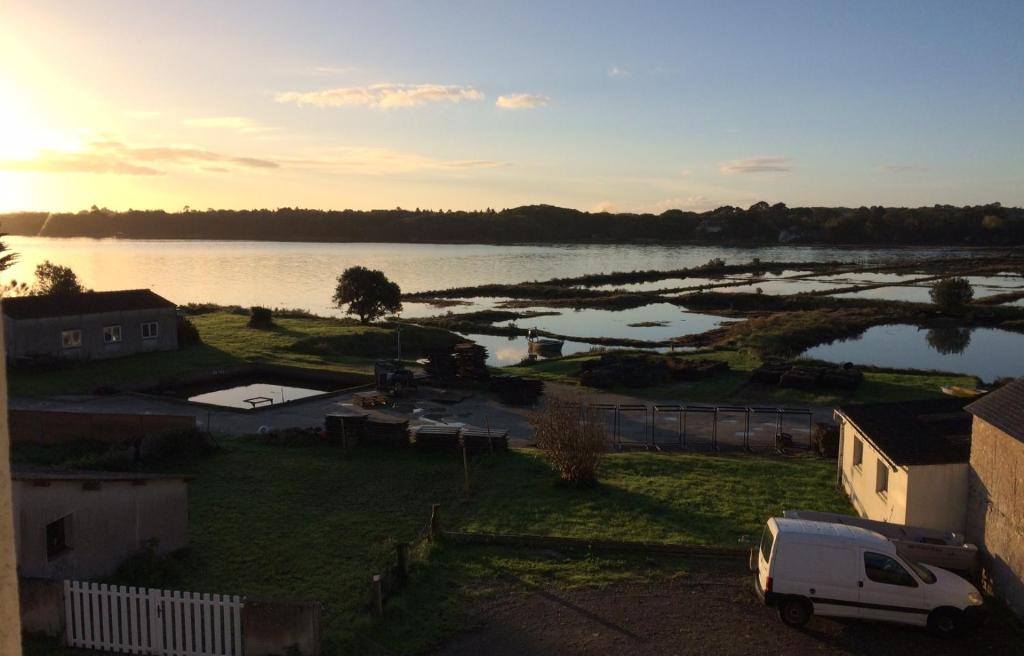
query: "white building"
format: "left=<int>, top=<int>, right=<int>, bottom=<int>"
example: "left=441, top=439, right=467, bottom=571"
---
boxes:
left=835, top=399, right=971, bottom=533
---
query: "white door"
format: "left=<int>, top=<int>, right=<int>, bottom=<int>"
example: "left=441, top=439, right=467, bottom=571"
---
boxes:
left=857, top=550, right=928, bottom=625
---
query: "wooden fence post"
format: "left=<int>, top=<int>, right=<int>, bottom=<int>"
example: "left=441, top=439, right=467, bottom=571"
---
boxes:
left=429, top=504, right=441, bottom=541
left=371, top=575, right=383, bottom=617
left=396, top=543, right=410, bottom=584
left=462, top=445, right=470, bottom=494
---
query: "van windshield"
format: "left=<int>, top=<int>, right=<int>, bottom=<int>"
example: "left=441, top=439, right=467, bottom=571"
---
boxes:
left=759, top=525, right=775, bottom=562
left=906, top=558, right=937, bottom=584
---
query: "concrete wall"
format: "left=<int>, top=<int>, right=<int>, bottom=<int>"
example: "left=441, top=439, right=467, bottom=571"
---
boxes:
left=12, top=478, right=188, bottom=580
left=968, top=416, right=1024, bottom=617
left=839, top=420, right=909, bottom=525
left=904, top=462, right=969, bottom=533
left=0, top=323, right=23, bottom=654
left=5, top=306, right=177, bottom=361
left=9, top=410, right=195, bottom=445
left=243, top=598, right=322, bottom=656
left=18, top=578, right=63, bottom=636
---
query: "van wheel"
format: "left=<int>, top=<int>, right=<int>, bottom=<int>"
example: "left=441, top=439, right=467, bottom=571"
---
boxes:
left=928, top=608, right=962, bottom=638
left=779, top=597, right=812, bottom=627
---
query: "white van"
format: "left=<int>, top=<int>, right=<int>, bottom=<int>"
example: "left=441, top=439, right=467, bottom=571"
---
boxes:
left=754, top=517, right=985, bottom=636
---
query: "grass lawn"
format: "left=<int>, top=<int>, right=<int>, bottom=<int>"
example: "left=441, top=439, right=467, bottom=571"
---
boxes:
left=8, top=312, right=457, bottom=397
left=18, top=437, right=849, bottom=653
left=504, top=347, right=979, bottom=406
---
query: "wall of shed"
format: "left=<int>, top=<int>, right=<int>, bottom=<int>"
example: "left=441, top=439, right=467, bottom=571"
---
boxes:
left=8, top=410, right=195, bottom=445
left=12, top=478, right=188, bottom=580
left=4, top=306, right=177, bottom=361
left=839, top=420, right=908, bottom=525
left=0, top=325, right=22, bottom=654
left=904, top=462, right=968, bottom=533
left=968, top=416, right=1024, bottom=618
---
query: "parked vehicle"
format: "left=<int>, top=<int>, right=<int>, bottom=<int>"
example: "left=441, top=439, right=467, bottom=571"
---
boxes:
left=754, top=517, right=985, bottom=637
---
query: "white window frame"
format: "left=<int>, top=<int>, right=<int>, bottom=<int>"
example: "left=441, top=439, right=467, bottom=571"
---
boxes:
left=852, top=437, right=864, bottom=470
left=141, top=321, right=160, bottom=340
left=876, top=460, right=889, bottom=497
left=103, top=325, right=123, bottom=344
left=61, top=329, right=82, bottom=349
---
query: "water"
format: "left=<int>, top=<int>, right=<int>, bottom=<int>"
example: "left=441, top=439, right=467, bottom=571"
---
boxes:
left=460, top=333, right=595, bottom=366
left=519, top=304, right=728, bottom=342
left=3, top=236, right=973, bottom=316
left=801, top=324, right=1024, bottom=382
left=189, top=382, right=326, bottom=409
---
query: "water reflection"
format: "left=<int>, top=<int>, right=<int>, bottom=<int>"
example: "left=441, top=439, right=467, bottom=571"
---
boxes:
left=925, top=326, right=972, bottom=355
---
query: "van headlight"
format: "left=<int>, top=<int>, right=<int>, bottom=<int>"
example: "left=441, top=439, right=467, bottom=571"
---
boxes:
left=967, top=591, right=983, bottom=606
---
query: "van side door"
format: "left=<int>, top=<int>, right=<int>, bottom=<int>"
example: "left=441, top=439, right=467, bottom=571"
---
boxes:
left=774, top=543, right=861, bottom=618
left=857, top=550, right=928, bottom=626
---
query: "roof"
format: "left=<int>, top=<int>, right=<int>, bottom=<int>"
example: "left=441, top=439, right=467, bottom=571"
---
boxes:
left=11, top=466, right=191, bottom=483
left=770, top=517, right=892, bottom=549
left=836, top=398, right=972, bottom=466
left=966, top=378, right=1024, bottom=444
left=2, top=289, right=175, bottom=320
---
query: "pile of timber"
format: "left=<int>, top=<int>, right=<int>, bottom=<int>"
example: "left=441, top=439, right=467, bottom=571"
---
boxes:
left=324, top=412, right=367, bottom=447
left=490, top=375, right=544, bottom=405
left=424, top=347, right=458, bottom=381
left=412, top=425, right=461, bottom=452
left=461, top=426, right=510, bottom=454
left=363, top=416, right=410, bottom=448
left=454, top=343, right=489, bottom=380
left=752, top=360, right=863, bottom=390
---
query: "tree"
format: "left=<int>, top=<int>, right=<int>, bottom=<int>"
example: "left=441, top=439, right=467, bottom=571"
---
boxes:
left=32, top=261, right=87, bottom=296
left=332, top=266, right=402, bottom=324
left=929, top=277, right=974, bottom=310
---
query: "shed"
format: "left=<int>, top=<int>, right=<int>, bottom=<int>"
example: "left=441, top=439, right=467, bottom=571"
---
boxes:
left=11, top=468, right=190, bottom=580
left=835, top=398, right=971, bottom=533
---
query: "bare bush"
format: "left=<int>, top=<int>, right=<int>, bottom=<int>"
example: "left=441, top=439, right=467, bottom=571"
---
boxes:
left=529, top=396, right=609, bottom=483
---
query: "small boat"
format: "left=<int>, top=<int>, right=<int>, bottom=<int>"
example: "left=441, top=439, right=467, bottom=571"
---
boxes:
left=527, top=329, right=563, bottom=354
left=941, top=385, right=986, bottom=398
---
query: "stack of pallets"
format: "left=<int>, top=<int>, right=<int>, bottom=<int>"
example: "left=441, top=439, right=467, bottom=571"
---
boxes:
left=460, top=426, right=509, bottom=454
left=363, top=416, right=410, bottom=448
left=489, top=375, right=544, bottom=405
left=454, top=343, right=489, bottom=380
left=324, top=412, right=368, bottom=447
left=411, top=424, right=461, bottom=452
left=424, top=347, right=458, bottom=381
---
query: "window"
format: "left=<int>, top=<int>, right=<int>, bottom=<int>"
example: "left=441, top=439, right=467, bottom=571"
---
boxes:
left=141, top=321, right=159, bottom=339
left=759, top=525, right=775, bottom=562
left=103, top=325, right=123, bottom=344
left=61, top=329, right=82, bottom=349
left=852, top=437, right=863, bottom=468
left=864, top=551, right=917, bottom=587
left=46, top=515, right=71, bottom=560
left=876, top=460, right=889, bottom=496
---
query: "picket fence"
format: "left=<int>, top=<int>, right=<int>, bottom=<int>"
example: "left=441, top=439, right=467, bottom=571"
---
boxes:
left=64, top=580, right=243, bottom=656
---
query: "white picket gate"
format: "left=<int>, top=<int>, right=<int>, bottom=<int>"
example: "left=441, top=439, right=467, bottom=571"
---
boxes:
left=64, top=580, right=244, bottom=656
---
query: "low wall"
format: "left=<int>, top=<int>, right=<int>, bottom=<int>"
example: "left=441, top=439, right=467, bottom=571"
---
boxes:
left=9, top=409, right=196, bottom=445
left=243, top=598, right=323, bottom=656
left=19, top=578, right=63, bottom=636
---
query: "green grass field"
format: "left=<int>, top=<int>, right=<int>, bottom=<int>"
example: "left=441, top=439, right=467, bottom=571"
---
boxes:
left=11, top=438, right=847, bottom=653
left=504, top=347, right=979, bottom=406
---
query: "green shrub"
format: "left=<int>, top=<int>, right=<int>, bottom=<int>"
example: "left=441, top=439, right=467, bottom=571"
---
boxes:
left=109, top=539, right=185, bottom=589
left=248, top=306, right=274, bottom=328
left=140, top=428, right=218, bottom=463
left=176, top=315, right=202, bottom=345
left=930, top=277, right=974, bottom=310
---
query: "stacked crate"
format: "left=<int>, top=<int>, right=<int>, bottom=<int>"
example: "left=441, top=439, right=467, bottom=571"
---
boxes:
left=324, top=412, right=367, bottom=447
left=363, top=416, right=410, bottom=448
left=460, top=426, right=509, bottom=455
left=411, top=424, right=461, bottom=452
left=489, top=375, right=544, bottom=405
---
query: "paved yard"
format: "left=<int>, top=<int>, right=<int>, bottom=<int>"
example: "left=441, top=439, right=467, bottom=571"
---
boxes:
left=434, top=565, right=1022, bottom=656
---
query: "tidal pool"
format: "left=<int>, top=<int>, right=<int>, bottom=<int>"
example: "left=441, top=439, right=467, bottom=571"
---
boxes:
left=801, top=324, right=1024, bottom=382
left=189, top=383, right=327, bottom=409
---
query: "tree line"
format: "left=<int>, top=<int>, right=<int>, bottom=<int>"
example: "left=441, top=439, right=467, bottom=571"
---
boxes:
left=1, top=201, right=1021, bottom=246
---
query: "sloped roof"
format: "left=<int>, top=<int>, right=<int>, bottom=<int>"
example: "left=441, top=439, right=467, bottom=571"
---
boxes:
left=837, top=398, right=972, bottom=466
left=966, top=378, right=1024, bottom=444
left=2, top=289, right=175, bottom=320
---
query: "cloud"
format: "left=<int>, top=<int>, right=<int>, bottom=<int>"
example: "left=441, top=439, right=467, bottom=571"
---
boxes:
left=310, top=65, right=359, bottom=75
left=719, top=157, right=792, bottom=175
left=0, top=139, right=279, bottom=176
left=183, top=116, right=274, bottom=133
left=283, top=147, right=504, bottom=175
left=608, top=66, right=629, bottom=77
left=275, top=83, right=485, bottom=109
left=879, top=164, right=929, bottom=173
left=590, top=201, right=617, bottom=213
left=495, top=93, right=550, bottom=110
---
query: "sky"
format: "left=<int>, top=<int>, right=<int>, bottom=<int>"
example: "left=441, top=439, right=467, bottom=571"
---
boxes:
left=0, top=0, right=1022, bottom=213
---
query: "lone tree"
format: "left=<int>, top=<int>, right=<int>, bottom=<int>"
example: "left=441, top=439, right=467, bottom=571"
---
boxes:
left=333, top=266, right=402, bottom=324
left=930, top=277, right=973, bottom=310
left=32, top=261, right=87, bottom=296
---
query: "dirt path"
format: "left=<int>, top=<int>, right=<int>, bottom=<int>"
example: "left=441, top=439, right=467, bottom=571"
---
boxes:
left=433, top=569, right=1021, bottom=656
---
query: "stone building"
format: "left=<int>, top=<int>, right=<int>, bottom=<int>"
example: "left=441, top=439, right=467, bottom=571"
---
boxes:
left=965, top=379, right=1024, bottom=617
left=2, top=289, right=178, bottom=362
left=11, top=468, right=190, bottom=580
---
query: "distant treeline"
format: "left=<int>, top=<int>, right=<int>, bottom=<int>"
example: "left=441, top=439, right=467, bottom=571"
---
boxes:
left=2, top=202, right=1021, bottom=246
